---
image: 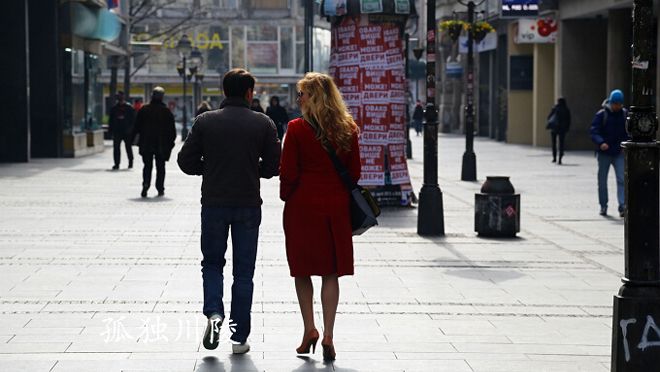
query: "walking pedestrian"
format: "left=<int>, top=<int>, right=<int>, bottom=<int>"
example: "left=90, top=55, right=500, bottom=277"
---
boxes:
left=589, top=89, right=630, bottom=217
left=266, top=96, right=289, bottom=140
left=280, top=72, right=361, bottom=362
left=250, top=98, right=264, bottom=113
left=412, top=100, right=424, bottom=136
left=546, top=97, right=571, bottom=164
left=132, top=86, right=176, bottom=198
left=108, top=91, right=135, bottom=170
left=195, top=101, right=212, bottom=117
left=133, top=97, right=143, bottom=112
left=177, top=69, right=281, bottom=354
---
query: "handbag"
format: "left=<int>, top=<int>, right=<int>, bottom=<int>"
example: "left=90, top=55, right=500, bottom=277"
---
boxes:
left=323, top=142, right=381, bottom=236
left=546, top=110, right=558, bottom=130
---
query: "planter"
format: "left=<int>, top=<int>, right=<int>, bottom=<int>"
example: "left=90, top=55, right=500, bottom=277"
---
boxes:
left=447, top=24, right=463, bottom=42
left=475, top=176, right=520, bottom=237
left=473, top=30, right=488, bottom=43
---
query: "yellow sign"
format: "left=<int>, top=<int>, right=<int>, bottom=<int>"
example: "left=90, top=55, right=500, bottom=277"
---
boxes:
left=134, top=32, right=226, bottom=50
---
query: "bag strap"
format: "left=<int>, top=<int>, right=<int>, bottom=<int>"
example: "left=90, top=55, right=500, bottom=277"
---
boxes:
left=323, top=141, right=357, bottom=192
left=305, top=117, right=357, bottom=192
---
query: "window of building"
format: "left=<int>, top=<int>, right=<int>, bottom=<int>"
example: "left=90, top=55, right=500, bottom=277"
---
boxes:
left=295, top=24, right=305, bottom=73
left=280, top=26, right=294, bottom=71
left=231, top=27, right=245, bottom=69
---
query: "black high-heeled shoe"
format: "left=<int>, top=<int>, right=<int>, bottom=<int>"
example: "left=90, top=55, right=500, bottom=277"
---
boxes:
left=296, top=329, right=319, bottom=354
left=321, top=335, right=336, bottom=361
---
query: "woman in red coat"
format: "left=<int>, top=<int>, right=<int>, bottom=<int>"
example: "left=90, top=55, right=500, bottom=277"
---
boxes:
left=280, top=72, right=361, bottom=361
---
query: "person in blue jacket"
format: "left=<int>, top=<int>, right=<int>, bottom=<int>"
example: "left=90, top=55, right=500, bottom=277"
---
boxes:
left=589, top=89, right=630, bottom=217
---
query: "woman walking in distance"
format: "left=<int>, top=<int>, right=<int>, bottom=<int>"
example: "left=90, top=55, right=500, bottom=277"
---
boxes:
left=279, top=73, right=361, bottom=361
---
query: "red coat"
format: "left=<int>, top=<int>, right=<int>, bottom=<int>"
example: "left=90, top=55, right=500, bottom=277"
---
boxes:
left=280, top=118, right=361, bottom=277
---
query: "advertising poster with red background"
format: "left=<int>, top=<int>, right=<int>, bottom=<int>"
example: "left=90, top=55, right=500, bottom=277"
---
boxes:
left=329, top=16, right=412, bottom=201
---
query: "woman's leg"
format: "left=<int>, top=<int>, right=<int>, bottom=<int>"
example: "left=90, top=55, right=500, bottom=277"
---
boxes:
left=321, top=274, right=339, bottom=338
left=294, top=277, right=315, bottom=332
left=551, top=131, right=558, bottom=162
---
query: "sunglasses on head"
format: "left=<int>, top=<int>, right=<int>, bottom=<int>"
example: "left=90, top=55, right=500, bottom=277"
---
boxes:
left=297, top=91, right=305, bottom=98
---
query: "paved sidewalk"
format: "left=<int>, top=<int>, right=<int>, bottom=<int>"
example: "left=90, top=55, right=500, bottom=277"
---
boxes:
left=0, top=132, right=623, bottom=371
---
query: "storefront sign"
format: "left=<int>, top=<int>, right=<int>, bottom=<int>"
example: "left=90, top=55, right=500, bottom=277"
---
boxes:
left=360, top=0, right=383, bottom=14
left=445, top=61, right=463, bottom=78
left=501, top=0, right=539, bottom=18
left=394, top=0, right=410, bottom=14
left=458, top=32, right=497, bottom=53
left=515, top=18, right=557, bottom=43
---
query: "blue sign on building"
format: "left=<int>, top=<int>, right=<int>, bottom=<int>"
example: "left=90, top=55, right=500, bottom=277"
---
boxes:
left=501, top=0, right=539, bottom=18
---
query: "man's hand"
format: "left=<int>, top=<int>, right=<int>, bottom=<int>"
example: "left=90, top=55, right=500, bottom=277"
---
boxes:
left=600, top=143, right=609, bottom=151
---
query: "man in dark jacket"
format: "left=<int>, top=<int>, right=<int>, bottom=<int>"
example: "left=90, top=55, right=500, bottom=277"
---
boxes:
left=589, top=89, right=630, bottom=217
left=547, top=97, right=571, bottom=164
left=132, top=86, right=176, bottom=198
left=266, top=96, right=289, bottom=140
left=109, top=91, right=136, bottom=170
left=177, top=69, right=280, bottom=354
left=412, top=100, right=424, bottom=136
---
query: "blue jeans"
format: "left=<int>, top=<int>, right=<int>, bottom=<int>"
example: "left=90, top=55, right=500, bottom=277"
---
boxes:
left=201, top=206, right=261, bottom=343
left=597, top=152, right=625, bottom=210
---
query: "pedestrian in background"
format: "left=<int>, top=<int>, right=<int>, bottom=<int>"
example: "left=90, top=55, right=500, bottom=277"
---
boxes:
left=108, top=91, right=135, bottom=170
left=196, top=101, right=212, bottom=117
left=266, top=96, right=289, bottom=140
left=250, top=98, right=264, bottom=113
left=280, top=72, right=361, bottom=362
left=546, top=97, right=571, bottom=164
left=132, top=86, right=176, bottom=198
left=133, top=98, right=143, bottom=112
left=177, top=69, right=280, bottom=354
left=589, top=89, right=629, bottom=217
left=412, top=100, right=424, bottom=136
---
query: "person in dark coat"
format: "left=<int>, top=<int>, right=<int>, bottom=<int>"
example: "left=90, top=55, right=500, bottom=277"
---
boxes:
left=280, top=73, right=361, bottom=362
left=266, top=96, right=289, bottom=140
left=195, top=101, right=212, bottom=118
left=589, top=89, right=630, bottom=217
left=547, top=97, right=571, bottom=164
left=132, top=86, right=176, bottom=198
left=250, top=98, right=264, bottom=113
left=412, top=100, right=424, bottom=136
left=178, top=69, right=281, bottom=354
left=109, top=91, right=136, bottom=170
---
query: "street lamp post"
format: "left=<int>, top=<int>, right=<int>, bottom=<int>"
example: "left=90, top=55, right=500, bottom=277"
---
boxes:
left=458, top=0, right=482, bottom=181
left=405, top=33, right=413, bottom=159
left=417, top=0, right=445, bottom=236
left=611, top=0, right=660, bottom=370
left=176, top=35, right=192, bottom=141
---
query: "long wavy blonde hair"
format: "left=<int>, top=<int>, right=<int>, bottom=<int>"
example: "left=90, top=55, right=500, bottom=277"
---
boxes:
left=297, top=72, right=358, bottom=153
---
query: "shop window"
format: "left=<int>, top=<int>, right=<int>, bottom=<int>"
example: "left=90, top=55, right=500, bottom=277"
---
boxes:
left=231, top=27, right=245, bottom=69
left=247, top=25, right=278, bottom=41
left=250, top=0, right=289, bottom=9
left=280, top=26, right=294, bottom=71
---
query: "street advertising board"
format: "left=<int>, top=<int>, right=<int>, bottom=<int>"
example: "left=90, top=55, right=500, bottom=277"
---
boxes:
left=329, top=16, right=413, bottom=201
left=515, top=18, right=558, bottom=43
left=501, top=0, right=539, bottom=18
left=458, top=32, right=498, bottom=53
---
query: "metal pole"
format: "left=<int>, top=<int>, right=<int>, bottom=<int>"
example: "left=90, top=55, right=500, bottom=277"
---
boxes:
left=405, top=33, right=413, bottom=159
left=304, top=0, right=313, bottom=73
left=417, top=0, right=445, bottom=236
left=461, top=1, right=477, bottom=181
left=611, top=0, right=660, bottom=370
left=182, top=56, right=188, bottom=141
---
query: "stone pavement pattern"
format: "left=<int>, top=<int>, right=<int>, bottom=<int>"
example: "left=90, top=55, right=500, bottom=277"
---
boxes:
left=0, top=132, right=625, bottom=371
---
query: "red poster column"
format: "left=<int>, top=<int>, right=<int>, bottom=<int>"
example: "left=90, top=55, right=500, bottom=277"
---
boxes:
left=329, top=15, right=414, bottom=206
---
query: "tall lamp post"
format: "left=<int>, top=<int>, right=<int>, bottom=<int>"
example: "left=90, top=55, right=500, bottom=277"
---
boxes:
left=417, top=0, right=445, bottom=236
left=457, top=0, right=484, bottom=182
left=611, top=0, right=660, bottom=370
left=190, top=47, right=204, bottom=112
left=176, top=36, right=202, bottom=141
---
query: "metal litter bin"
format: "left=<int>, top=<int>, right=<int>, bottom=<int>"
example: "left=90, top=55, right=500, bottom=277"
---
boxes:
left=475, top=176, right=520, bottom=237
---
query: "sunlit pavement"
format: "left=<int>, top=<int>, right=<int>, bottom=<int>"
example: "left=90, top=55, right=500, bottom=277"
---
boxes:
left=0, top=132, right=621, bottom=371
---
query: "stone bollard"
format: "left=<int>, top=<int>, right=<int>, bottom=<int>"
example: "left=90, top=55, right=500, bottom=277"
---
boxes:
left=475, top=176, right=520, bottom=237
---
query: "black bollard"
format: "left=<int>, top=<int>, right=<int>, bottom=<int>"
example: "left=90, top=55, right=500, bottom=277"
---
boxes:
left=474, top=176, right=520, bottom=237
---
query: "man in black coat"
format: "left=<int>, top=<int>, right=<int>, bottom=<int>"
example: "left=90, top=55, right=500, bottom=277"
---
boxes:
left=132, top=86, right=176, bottom=198
left=108, top=91, right=136, bottom=169
left=266, top=96, right=289, bottom=140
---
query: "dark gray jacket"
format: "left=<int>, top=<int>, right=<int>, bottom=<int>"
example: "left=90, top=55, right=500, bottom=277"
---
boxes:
left=177, top=97, right=281, bottom=207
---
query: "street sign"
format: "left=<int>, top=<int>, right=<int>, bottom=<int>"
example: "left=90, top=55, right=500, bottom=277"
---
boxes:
left=458, top=32, right=498, bottom=53
left=501, top=0, right=539, bottom=18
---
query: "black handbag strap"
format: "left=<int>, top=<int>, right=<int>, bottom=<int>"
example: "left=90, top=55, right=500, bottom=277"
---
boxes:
left=323, top=142, right=357, bottom=193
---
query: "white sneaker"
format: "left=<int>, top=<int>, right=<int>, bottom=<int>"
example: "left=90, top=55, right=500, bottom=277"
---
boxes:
left=232, top=342, right=250, bottom=354
left=202, top=314, right=223, bottom=350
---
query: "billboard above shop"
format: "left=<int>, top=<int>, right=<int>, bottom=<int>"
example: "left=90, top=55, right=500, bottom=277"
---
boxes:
left=501, top=0, right=539, bottom=18
left=514, top=18, right=557, bottom=43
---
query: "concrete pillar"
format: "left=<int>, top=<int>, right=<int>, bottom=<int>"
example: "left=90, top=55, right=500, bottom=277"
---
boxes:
left=28, top=0, right=63, bottom=158
left=606, top=8, right=633, bottom=99
left=532, top=43, right=555, bottom=147
left=560, top=18, right=608, bottom=150
left=506, top=22, right=534, bottom=145
left=0, top=0, right=30, bottom=162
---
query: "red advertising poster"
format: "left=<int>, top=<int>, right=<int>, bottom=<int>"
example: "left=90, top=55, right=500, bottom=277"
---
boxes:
left=389, top=103, right=406, bottom=144
left=361, top=68, right=389, bottom=91
left=361, top=104, right=389, bottom=145
left=359, top=144, right=385, bottom=186
left=388, top=143, right=411, bottom=184
left=338, top=65, right=360, bottom=93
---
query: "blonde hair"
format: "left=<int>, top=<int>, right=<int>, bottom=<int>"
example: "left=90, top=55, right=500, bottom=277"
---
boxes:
left=297, top=72, right=358, bottom=153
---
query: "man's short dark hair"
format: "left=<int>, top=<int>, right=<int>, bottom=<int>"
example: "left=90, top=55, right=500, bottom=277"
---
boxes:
left=223, top=69, right=256, bottom=98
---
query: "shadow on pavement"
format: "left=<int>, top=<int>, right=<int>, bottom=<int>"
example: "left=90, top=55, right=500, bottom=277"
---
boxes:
left=444, top=268, right=526, bottom=283
left=196, top=356, right=226, bottom=372
left=127, top=196, right=171, bottom=203
left=292, top=356, right=334, bottom=372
